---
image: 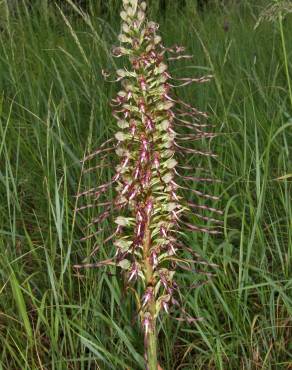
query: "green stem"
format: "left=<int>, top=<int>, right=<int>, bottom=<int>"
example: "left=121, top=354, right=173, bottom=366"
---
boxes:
left=279, top=12, right=292, bottom=111
left=143, top=216, right=158, bottom=369
left=146, top=320, right=158, bottom=370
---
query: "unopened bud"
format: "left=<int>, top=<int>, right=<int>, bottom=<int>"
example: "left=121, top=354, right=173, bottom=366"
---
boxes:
left=120, top=11, right=128, bottom=22
left=154, top=35, right=162, bottom=45
left=122, top=23, right=130, bottom=33
left=140, top=2, right=147, bottom=11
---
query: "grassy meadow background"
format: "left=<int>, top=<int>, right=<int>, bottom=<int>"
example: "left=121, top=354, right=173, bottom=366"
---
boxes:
left=0, top=0, right=292, bottom=368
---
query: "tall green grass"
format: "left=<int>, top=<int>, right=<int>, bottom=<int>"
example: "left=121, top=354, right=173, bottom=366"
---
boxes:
left=0, top=1, right=291, bottom=368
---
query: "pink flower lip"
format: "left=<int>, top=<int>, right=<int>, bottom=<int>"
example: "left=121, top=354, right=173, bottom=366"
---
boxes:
left=140, top=150, right=147, bottom=163
left=128, top=263, right=139, bottom=282
left=160, top=225, right=167, bottom=238
left=129, top=187, right=138, bottom=200
left=151, top=251, right=158, bottom=266
left=122, top=183, right=131, bottom=195
left=142, top=316, right=151, bottom=335
left=146, top=117, right=154, bottom=131
left=145, top=198, right=153, bottom=215
left=134, top=166, right=140, bottom=179
left=142, top=287, right=154, bottom=306
left=162, top=301, right=169, bottom=313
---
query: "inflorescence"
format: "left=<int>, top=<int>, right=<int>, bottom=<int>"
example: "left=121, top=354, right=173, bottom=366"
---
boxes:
left=75, top=0, right=222, bottom=367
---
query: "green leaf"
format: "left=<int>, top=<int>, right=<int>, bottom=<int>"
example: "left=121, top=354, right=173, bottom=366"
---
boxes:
left=9, top=272, right=33, bottom=344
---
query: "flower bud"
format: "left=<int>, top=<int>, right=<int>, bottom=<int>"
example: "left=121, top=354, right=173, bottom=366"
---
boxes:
left=156, top=62, right=168, bottom=74
left=137, top=10, right=145, bottom=22
left=140, top=2, right=147, bottom=11
left=118, top=259, right=131, bottom=269
left=117, top=120, right=130, bottom=129
left=162, top=172, right=173, bottom=183
left=120, top=11, right=128, bottom=22
left=156, top=101, right=174, bottom=111
left=154, top=35, right=162, bottom=45
left=165, top=158, right=177, bottom=169
left=122, top=23, right=130, bottom=33
left=118, top=34, right=131, bottom=43
left=117, top=69, right=127, bottom=78
left=115, top=216, right=132, bottom=226
left=115, top=132, right=126, bottom=141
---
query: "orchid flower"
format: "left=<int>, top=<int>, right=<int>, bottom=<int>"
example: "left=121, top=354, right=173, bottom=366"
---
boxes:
left=75, top=1, right=220, bottom=368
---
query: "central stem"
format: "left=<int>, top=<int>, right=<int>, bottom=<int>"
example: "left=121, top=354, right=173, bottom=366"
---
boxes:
left=146, top=320, right=158, bottom=370
left=143, top=217, right=158, bottom=370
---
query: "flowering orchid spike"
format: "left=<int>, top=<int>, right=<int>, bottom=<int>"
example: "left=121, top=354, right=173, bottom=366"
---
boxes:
left=75, top=0, right=220, bottom=368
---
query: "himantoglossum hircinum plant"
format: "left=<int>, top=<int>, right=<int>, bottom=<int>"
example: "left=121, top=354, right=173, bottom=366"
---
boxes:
left=75, top=0, right=222, bottom=368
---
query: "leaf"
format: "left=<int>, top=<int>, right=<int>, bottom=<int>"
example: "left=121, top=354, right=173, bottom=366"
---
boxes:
left=276, top=174, right=292, bottom=180
left=9, top=272, right=33, bottom=344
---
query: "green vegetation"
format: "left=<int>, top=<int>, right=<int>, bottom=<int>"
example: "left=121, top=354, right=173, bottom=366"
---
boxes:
left=0, top=1, right=291, bottom=369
